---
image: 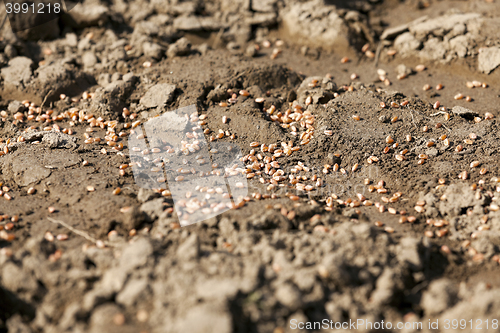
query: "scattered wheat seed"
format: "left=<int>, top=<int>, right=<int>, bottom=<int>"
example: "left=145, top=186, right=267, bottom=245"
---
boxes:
left=436, top=229, right=448, bottom=238
left=415, top=64, right=426, bottom=72
left=470, top=161, right=480, bottom=168
left=57, top=234, right=69, bottom=241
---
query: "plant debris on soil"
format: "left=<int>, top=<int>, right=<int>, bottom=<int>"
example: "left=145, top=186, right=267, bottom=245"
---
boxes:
left=1, top=0, right=500, bottom=332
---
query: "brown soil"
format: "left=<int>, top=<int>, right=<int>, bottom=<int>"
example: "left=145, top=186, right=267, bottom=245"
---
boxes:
left=1, top=0, right=500, bottom=332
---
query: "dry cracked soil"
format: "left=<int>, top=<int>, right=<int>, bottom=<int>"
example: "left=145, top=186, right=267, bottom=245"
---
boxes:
left=1, top=0, right=500, bottom=332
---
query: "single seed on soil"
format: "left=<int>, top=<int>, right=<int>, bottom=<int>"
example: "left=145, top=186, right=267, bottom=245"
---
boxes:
left=470, top=161, right=480, bottom=168
left=480, top=168, right=487, bottom=175
left=423, top=84, right=431, bottom=91
left=386, top=135, right=394, bottom=144
left=113, top=188, right=121, bottom=195
left=44, top=231, right=54, bottom=242
left=454, top=93, right=464, bottom=100
left=352, top=115, right=360, bottom=121
left=436, top=229, right=448, bottom=237
left=384, top=227, right=394, bottom=233
left=424, top=230, right=434, bottom=238
left=87, top=186, right=95, bottom=192
left=465, top=96, right=472, bottom=102
left=436, top=84, right=443, bottom=90
left=490, top=203, right=500, bottom=211
left=415, top=64, right=426, bottom=72
left=57, top=234, right=68, bottom=241
left=415, top=205, right=425, bottom=213
left=375, top=221, right=384, bottom=227
left=464, top=139, right=473, bottom=145
left=422, top=125, right=428, bottom=132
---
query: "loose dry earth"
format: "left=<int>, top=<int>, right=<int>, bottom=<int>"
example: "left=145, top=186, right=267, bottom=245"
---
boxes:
left=1, top=0, right=500, bottom=332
